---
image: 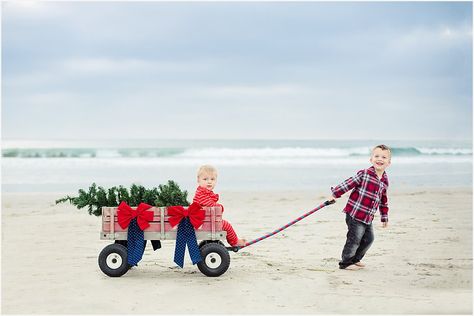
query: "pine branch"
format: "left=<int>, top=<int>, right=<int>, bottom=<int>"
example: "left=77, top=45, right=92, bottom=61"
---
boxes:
left=56, top=181, right=190, bottom=216
left=156, top=180, right=190, bottom=206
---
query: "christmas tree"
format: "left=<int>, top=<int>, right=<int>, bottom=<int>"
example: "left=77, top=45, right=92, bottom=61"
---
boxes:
left=56, top=180, right=190, bottom=216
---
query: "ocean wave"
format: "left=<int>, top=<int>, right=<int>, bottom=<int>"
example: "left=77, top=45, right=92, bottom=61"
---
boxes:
left=179, top=147, right=371, bottom=158
left=2, top=146, right=472, bottom=159
left=2, top=155, right=472, bottom=169
left=416, top=147, right=473, bottom=155
left=1, top=148, right=186, bottom=158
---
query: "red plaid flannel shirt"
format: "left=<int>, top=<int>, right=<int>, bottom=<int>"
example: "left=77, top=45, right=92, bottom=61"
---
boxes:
left=331, top=166, right=389, bottom=224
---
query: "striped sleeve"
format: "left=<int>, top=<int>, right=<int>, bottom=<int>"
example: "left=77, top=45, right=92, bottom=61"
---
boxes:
left=193, top=191, right=218, bottom=206
left=192, top=188, right=224, bottom=211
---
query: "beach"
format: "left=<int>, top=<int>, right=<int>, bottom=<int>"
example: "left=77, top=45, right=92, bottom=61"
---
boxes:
left=3, top=0, right=472, bottom=312
left=2, top=188, right=472, bottom=314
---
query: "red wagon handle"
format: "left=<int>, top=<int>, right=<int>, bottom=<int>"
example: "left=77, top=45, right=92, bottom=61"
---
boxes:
left=227, top=199, right=336, bottom=252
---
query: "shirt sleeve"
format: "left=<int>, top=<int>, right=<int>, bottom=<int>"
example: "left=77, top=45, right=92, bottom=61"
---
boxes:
left=379, top=189, right=389, bottom=222
left=193, top=190, right=220, bottom=207
left=331, top=169, right=364, bottom=198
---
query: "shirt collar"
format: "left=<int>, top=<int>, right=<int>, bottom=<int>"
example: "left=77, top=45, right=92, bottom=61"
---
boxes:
left=368, top=166, right=389, bottom=184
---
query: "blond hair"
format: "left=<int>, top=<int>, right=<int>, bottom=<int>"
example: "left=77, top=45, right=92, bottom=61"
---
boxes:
left=197, top=165, right=217, bottom=178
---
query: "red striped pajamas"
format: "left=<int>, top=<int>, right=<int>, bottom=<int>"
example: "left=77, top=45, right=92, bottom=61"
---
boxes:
left=193, top=186, right=239, bottom=246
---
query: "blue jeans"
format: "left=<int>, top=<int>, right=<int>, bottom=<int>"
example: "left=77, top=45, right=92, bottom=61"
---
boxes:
left=339, top=214, right=374, bottom=269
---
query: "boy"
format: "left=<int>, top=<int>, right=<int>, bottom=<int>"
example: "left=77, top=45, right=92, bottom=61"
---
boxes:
left=329, top=144, right=391, bottom=270
left=193, top=165, right=246, bottom=247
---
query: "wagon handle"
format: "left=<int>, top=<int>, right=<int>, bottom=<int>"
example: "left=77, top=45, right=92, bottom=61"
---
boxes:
left=226, top=199, right=336, bottom=253
left=325, top=199, right=336, bottom=205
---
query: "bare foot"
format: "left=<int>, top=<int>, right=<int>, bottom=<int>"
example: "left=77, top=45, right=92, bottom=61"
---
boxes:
left=354, top=262, right=365, bottom=267
left=235, top=239, right=247, bottom=247
left=343, top=264, right=362, bottom=271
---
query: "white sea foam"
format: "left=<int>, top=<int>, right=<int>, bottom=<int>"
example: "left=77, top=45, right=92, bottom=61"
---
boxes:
left=180, top=147, right=371, bottom=159
left=3, top=145, right=472, bottom=159
left=2, top=139, right=472, bottom=191
left=417, top=147, right=473, bottom=155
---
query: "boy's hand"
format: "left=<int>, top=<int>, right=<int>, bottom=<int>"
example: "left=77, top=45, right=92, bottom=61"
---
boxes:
left=382, top=221, right=388, bottom=228
left=325, top=194, right=338, bottom=205
left=326, top=196, right=336, bottom=203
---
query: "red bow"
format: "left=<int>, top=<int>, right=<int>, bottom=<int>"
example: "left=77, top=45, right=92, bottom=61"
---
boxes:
left=167, top=202, right=205, bottom=229
left=117, top=201, right=154, bottom=230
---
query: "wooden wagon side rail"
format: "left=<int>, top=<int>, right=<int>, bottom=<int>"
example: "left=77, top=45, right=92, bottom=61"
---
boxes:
left=100, top=206, right=227, bottom=241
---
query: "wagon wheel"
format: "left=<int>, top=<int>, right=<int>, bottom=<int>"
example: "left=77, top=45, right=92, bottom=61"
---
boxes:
left=198, top=240, right=225, bottom=248
left=198, top=240, right=208, bottom=248
left=98, top=244, right=129, bottom=277
left=197, top=242, right=230, bottom=277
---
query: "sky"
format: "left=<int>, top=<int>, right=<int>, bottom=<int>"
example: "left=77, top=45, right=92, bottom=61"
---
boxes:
left=1, top=1, right=472, bottom=141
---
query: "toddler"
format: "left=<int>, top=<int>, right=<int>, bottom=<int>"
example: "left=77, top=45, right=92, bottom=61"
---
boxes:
left=193, top=165, right=246, bottom=247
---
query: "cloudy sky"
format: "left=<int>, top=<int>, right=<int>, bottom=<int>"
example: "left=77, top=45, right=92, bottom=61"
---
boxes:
left=2, top=1, right=472, bottom=140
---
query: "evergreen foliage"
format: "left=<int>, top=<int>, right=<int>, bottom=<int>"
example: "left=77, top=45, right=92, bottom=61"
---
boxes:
left=56, top=180, right=190, bottom=216
left=155, top=181, right=190, bottom=207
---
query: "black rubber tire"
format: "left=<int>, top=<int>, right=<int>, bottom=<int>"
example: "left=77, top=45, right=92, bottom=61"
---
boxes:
left=197, top=242, right=230, bottom=277
left=98, top=244, right=129, bottom=277
left=198, top=240, right=225, bottom=248
left=198, top=240, right=209, bottom=248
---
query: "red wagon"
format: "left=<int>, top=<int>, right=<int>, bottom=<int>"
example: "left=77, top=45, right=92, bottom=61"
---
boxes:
left=98, top=205, right=230, bottom=277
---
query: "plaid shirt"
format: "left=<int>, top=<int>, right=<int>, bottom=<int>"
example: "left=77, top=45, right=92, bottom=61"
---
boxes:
left=331, top=166, right=389, bottom=224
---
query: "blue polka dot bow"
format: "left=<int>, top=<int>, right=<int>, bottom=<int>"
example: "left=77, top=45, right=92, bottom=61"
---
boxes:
left=117, top=201, right=154, bottom=266
left=168, top=203, right=205, bottom=268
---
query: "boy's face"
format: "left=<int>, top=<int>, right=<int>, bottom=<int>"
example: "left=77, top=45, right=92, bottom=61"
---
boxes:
left=370, top=148, right=391, bottom=172
left=198, top=172, right=217, bottom=191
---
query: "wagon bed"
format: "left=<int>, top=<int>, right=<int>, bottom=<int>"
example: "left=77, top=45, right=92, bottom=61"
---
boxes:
left=98, top=205, right=231, bottom=277
left=100, top=206, right=227, bottom=241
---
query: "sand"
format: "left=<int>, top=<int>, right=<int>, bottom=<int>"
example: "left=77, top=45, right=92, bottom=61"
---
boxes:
left=1, top=188, right=472, bottom=314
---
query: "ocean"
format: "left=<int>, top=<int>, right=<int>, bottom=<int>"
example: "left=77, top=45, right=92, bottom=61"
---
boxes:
left=1, top=139, right=472, bottom=193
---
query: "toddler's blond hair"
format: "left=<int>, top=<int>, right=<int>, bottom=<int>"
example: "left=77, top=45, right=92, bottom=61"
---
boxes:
left=197, top=165, right=217, bottom=178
